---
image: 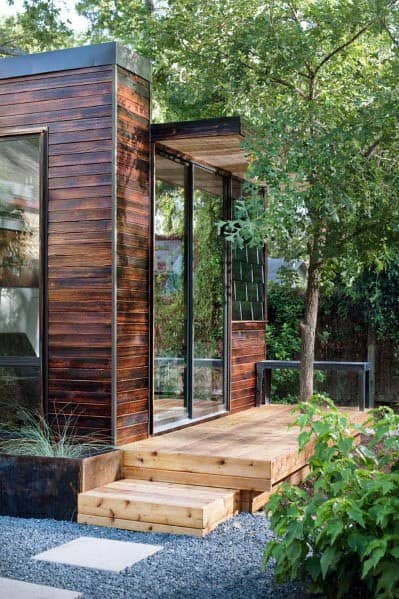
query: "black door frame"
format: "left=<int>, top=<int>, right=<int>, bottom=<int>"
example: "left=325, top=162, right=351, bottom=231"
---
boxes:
left=150, top=146, right=234, bottom=434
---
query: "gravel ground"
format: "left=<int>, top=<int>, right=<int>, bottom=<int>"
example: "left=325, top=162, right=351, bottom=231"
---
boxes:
left=0, top=512, right=311, bottom=598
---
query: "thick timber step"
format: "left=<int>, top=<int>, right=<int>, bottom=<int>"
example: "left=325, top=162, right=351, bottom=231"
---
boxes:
left=77, top=479, right=239, bottom=537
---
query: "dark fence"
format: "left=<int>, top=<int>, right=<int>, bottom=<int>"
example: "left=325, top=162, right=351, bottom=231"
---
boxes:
left=316, top=313, right=399, bottom=406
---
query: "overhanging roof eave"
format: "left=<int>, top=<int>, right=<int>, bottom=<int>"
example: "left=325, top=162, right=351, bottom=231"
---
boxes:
left=151, top=116, right=249, bottom=179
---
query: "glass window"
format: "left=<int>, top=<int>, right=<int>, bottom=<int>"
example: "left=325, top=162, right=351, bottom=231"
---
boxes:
left=153, top=154, right=227, bottom=430
left=153, top=156, right=187, bottom=429
left=0, top=135, right=41, bottom=426
left=193, top=168, right=225, bottom=418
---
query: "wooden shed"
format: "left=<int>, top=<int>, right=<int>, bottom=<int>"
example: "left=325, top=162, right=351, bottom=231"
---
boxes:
left=0, top=42, right=266, bottom=446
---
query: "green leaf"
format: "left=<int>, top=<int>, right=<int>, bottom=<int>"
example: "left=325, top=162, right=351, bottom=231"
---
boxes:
left=320, top=547, right=340, bottom=579
left=307, top=555, right=322, bottom=581
left=362, top=542, right=387, bottom=578
left=286, top=539, right=303, bottom=562
left=326, top=520, right=344, bottom=544
left=348, top=532, right=375, bottom=557
left=347, top=503, right=366, bottom=528
left=298, top=430, right=312, bottom=449
left=375, top=561, right=399, bottom=596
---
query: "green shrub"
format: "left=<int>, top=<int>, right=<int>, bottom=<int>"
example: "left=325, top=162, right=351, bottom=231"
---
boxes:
left=267, top=282, right=325, bottom=403
left=266, top=282, right=303, bottom=402
left=0, top=406, right=111, bottom=458
left=264, top=396, right=399, bottom=598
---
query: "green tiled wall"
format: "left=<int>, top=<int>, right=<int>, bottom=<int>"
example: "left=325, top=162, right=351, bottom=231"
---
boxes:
left=232, top=246, right=265, bottom=320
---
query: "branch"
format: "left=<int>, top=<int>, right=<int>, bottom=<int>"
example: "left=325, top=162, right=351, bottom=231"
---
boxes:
left=362, top=138, right=382, bottom=159
left=223, top=52, right=307, bottom=97
left=298, top=69, right=312, bottom=79
left=286, top=2, right=315, bottom=80
left=314, top=19, right=377, bottom=75
left=381, top=19, right=399, bottom=46
left=270, top=77, right=307, bottom=98
left=287, top=0, right=301, bottom=25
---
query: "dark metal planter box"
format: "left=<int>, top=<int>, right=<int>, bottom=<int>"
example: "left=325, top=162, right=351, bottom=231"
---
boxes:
left=0, top=450, right=121, bottom=521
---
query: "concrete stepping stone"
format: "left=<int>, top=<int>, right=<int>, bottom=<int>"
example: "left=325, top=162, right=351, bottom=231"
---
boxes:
left=0, top=577, right=80, bottom=598
left=33, top=536, right=162, bottom=572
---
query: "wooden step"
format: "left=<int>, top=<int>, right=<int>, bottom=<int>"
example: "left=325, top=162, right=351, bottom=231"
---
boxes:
left=122, top=465, right=272, bottom=492
left=240, top=464, right=310, bottom=512
left=77, top=479, right=239, bottom=537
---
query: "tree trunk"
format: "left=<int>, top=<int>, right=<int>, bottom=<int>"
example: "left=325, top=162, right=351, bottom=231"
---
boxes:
left=299, top=258, right=320, bottom=402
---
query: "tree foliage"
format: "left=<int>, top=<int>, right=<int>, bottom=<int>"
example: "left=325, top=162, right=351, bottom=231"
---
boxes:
left=0, top=1, right=76, bottom=56
left=77, top=0, right=399, bottom=399
left=268, top=256, right=399, bottom=402
left=322, top=251, right=399, bottom=345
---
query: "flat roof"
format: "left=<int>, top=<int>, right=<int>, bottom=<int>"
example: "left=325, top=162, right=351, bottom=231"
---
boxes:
left=151, top=116, right=249, bottom=178
left=0, top=42, right=151, bottom=82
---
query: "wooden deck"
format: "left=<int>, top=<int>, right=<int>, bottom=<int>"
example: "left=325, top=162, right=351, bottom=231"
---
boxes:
left=122, top=404, right=366, bottom=490
left=78, top=404, right=368, bottom=535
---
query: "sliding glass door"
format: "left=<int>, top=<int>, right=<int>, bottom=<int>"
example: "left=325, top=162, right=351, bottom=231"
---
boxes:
left=153, top=153, right=227, bottom=431
left=0, top=133, right=44, bottom=427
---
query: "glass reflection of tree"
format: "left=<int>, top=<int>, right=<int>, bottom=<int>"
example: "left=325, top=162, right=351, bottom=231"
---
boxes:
left=0, top=187, right=33, bottom=288
left=154, top=182, right=185, bottom=359
left=194, top=192, right=224, bottom=359
left=193, top=191, right=224, bottom=405
left=154, top=181, right=186, bottom=402
left=0, top=136, right=39, bottom=290
left=0, top=182, right=36, bottom=355
left=155, top=182, right=184, bottom=238
left=154, top=176, right=224, bottom=408
left=155, top=184, right=224, bottom=360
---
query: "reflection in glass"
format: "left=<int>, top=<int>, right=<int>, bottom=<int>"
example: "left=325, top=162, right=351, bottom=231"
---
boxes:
left=153, top=156, right=187, bottom=429
left=193, top=168, right=225, bottom=418
left=0, top=135, right=41, bottom=424
left=231, top=179, right=265, bottom=321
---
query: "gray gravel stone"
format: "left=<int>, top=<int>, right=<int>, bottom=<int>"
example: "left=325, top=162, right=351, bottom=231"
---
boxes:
left=0, top=512, right=312, bottom=598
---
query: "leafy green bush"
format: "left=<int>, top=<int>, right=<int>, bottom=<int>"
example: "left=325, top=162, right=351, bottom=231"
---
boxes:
left=267, top=282, right=325, bottom=403
left=266, top=282, right=303, bottom=402
left=264, top=396, right=399, bottom=598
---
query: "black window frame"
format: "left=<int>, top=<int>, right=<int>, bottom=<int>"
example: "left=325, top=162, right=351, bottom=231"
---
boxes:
left=0, top=127, right=48, bottom=418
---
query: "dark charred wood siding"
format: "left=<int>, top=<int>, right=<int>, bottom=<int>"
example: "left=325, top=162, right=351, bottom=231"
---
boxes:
left=115, top=66, right=151, bottom=444
left=0, top=66, right=114, bottom=440
left=1, top=58, right=264, bottom=441
left=231, top=321, right=266, bottom=413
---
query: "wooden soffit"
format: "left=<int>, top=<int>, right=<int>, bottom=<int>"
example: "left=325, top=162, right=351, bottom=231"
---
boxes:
left=151, top=116, right=249, bottom=178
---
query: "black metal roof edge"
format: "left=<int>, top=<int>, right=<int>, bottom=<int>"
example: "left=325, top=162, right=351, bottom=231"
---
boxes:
left=0, top=42, right=152, bottom=82
left=151, top=116, right=244, bottom=142
left=115, top=44, right=151, bottom=82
